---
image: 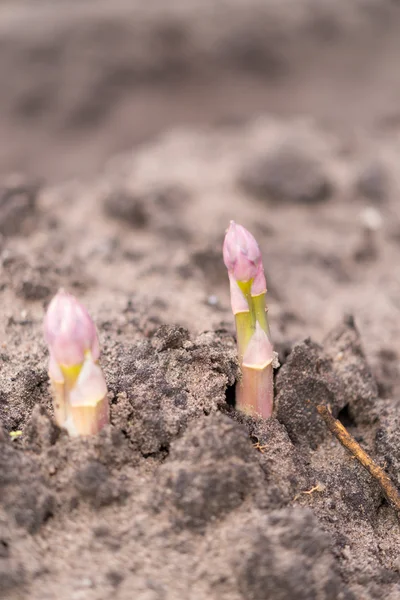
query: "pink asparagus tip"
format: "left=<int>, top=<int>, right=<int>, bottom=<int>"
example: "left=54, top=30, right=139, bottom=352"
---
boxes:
left=44, top=289, right=100, bottom=366
left=223, top=221, right=263, bottom=283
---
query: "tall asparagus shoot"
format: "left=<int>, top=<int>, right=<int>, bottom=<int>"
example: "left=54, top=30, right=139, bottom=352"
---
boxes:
left=223, top=221, right=274, bottom=418
left=44, top=289, right=109, bottom=436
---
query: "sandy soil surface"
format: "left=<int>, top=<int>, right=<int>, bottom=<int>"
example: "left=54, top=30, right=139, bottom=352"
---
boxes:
left=1, top=1, right=400, bottom=599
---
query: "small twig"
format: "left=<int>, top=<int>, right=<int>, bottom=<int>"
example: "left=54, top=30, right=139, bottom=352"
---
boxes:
left=253, top=440, right=268, bottom=454
left=293, top=483, right=326, bottom=502
left=317, top=405, right=400, bottom=514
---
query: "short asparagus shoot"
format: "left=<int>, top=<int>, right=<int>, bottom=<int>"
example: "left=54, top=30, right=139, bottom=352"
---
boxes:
left=44, top=289, right=109, bottom=436
left=223, top=221, right=274, bottom=418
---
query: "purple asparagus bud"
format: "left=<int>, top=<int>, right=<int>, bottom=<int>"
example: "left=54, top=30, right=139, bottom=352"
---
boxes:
left=223, top=222, right=274, bottom=418
left=44, top=289, right=99, bottom=367
left=223, top=221, right=266, bottom=290
left=44, top=290, right=108, bottom=436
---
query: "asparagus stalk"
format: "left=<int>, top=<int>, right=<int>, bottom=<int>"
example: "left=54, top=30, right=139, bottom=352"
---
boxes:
left=223, top=221, right=274, bottom=418
left=44, top=289, right=109, bottom=436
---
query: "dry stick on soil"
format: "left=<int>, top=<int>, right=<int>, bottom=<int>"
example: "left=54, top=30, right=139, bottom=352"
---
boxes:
left=317, top=405, right=400, bottom=514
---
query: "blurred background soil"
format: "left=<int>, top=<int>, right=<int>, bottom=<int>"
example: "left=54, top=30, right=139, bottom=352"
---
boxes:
left=1, top=1, right=400, bottom=599
left=2, top=0, right=400, bottom=180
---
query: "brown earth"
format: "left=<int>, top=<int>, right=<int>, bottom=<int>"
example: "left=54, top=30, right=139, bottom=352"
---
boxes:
left=1, top=1, right=400, bottom=599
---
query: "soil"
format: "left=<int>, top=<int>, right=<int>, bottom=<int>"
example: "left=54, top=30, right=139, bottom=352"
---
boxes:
left=1, top=1, right=400, bottom=599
